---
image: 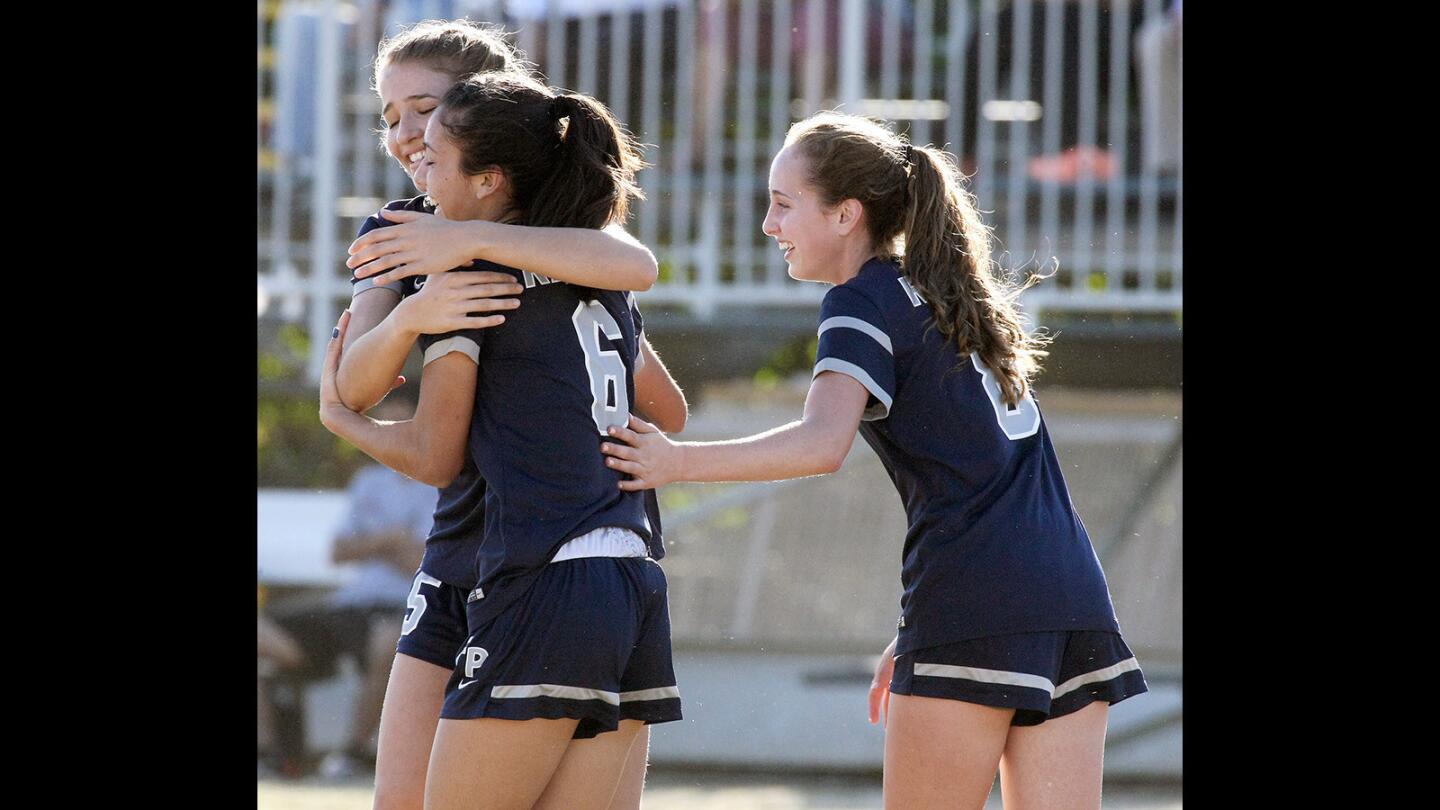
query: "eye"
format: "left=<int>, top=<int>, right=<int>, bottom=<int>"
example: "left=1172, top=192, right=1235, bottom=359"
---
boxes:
left=418, top=106, right=437, bottom=117
left=380, top=118, right=395, bottom=131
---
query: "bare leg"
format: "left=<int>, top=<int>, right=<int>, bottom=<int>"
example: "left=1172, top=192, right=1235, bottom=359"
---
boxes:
left=997, top=701, right=1108, bottom=810
left=882, top=693, right=1014, bottom=810
left=606, top=725, right=651, bottom=810
left=373, top=653, right=451, bottom=810
left=348, top=617, right=403, bottom=757
left=534, top=720, right=645, bottom=810
left=424, top=717, right=580, bottom=810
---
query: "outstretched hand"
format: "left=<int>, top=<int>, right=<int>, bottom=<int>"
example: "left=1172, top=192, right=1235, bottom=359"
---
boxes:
left=601, top=415, right=682, bottom=491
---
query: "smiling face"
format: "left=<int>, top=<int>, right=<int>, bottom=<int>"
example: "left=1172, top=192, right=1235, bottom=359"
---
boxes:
left=762, top=146, right=847, bottom=283
left=376, top=61, right=453, bottom=192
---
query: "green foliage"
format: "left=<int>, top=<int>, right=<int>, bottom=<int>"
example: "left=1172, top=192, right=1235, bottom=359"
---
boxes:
left=258, top=393, right=372, bottom=488
left=752, top=333, right=819, bottom=390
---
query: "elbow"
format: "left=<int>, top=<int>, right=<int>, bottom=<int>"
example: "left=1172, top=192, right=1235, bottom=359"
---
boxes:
left=815, top=447, right=847, bottom=476
left=809, top=430, right=853, bottom=475
left=655, top=407, right=688, bottom=435
left=632, top=252, right=659, bottom=291
left=416, top=451, right=464, bottom=490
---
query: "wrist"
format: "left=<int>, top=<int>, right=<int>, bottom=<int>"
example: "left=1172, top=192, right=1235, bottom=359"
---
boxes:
left=673, top=441, right=692, bottom=483
left=386, top=299, right=423, bottom=340
left=466, top=219, right=497, bottom=261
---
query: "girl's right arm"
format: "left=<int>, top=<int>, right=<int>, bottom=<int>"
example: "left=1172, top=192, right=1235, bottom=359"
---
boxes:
left=322, top=310, right=475, bottom=488
left=348, top=213, right=659, bottom=292
left=632, top=336, right=688, bottom=434
left=336, top=271, right=522, bottom=412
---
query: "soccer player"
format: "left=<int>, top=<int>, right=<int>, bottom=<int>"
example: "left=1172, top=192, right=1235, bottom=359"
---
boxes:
left=326, top=21, right=683, bottom=810
left=600, top=112, right=1147, bottom=810
left=322, top=72, right=680, bottom=810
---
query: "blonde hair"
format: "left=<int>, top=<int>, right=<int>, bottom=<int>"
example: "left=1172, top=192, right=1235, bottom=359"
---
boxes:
left=374, top=19, right=525, bottom=87
left=785, top=112, right=1050, bottom=406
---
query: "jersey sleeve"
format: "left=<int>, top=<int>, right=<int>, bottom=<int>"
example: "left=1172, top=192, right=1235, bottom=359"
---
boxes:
left=813, top=285, right=895, bottom=421
left=418, top=327, right=485, bottom=367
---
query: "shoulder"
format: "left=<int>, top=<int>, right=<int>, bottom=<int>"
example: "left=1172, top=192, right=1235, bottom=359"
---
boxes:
left=356, top=195, right=431, bottom=237
left=821, top=260, right=901, bottom=324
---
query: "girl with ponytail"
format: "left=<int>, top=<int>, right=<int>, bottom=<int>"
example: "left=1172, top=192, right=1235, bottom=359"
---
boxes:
left=322, top=21, right=684, bottom=810
left=602, top=111, right=1145, bottom=809
left=323, top=71, right=684, bottom=810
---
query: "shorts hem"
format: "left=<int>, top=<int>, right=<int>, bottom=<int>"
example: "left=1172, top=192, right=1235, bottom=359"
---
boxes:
left=441, top=694, right=682, bottom=739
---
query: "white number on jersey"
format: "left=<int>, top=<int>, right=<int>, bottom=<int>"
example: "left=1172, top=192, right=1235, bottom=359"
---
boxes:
left=971, top=354, right=1040, bottom=440
left=401, top=571, right=443, bottom=636
left=572, top=301, right=632, bottom=434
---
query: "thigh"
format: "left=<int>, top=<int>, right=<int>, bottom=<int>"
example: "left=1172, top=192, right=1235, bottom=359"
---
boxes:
left=882, top=692, right=1013, bottom=810
left=606, top=725, right=650, bottom=810
left=533, top=719, right=645, bottom=810
left=424, top=716, right=580, bottom=810
left=998, top=701, right=1108, bottom=810
left=373, top=653, right=452, bottom=810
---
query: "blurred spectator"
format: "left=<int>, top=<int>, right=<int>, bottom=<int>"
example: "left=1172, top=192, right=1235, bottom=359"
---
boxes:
left=1134, top=0, right=1180, bottom=174
left=258, top=591, right=305, bottom=777
left=271, top=395, right=436, bottom=778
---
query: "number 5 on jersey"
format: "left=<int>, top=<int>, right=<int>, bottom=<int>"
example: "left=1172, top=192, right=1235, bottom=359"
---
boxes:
left=572, top=300, right=632, bottom=434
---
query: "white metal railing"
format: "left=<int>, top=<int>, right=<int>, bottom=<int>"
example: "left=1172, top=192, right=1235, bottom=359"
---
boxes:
left=258, top=0, right=1182, bottom=378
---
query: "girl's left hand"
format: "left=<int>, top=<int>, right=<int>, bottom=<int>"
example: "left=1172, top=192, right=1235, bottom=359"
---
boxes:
left=319, top=310, right=405, bottom=429
left=347, top=209, right=482, bottom=286
left=602, top=416, right=681, bottom=490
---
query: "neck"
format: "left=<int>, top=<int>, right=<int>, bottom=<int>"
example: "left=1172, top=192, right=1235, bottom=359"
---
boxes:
left=830, top=237, right=883, bottom=285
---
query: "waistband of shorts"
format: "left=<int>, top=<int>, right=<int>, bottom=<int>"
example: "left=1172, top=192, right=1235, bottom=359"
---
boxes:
left=549, top=526, right=649, bottom=563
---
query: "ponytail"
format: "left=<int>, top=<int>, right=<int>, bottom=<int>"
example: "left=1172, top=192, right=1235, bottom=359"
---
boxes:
left=903, top=145, right=1048, bottom=406
left=528, top=92, right=645, bottom=229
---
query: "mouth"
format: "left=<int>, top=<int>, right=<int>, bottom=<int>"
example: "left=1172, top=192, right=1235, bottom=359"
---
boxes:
left=777, top=240, right=795, bottom=262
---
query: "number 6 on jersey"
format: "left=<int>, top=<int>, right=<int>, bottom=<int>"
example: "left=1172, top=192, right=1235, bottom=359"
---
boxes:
left=572, top=300, right=631, bottom=434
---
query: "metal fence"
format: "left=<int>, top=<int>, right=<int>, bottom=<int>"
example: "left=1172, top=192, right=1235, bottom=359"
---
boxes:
left=258, top=0, right=1182, bottom=379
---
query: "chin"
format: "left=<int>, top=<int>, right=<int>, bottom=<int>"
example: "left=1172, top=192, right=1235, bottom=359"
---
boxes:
left=787, top=263, right=822, bottom=284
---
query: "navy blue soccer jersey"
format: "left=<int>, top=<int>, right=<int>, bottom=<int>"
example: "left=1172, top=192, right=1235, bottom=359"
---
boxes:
left=418, top=264, right=655, bottom=630
left=351, top=195, right=434, bottom=300
left=813, top=258, right=1122, bottom=655
left=349, top=196, right=485, bottom=589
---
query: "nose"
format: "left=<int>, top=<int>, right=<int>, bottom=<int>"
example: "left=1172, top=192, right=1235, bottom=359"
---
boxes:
left=761, top=206, right=778, bottom=237
left=397, top=112, right=425, bottom=150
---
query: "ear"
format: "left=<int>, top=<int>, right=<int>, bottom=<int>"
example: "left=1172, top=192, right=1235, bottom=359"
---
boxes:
left=470, top=168, right=507, bottom=201
left=832, top=198, right=865, bottom=237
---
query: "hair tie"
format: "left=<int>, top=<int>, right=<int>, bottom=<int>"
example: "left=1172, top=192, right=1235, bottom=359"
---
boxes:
left=550, top=95, right=566, bottom=121
left=903, top=143, right=915, bottom=168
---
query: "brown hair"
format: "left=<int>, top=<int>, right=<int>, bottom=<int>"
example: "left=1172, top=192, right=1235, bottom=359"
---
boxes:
left=436, top=72, right=644, bottom=231
left=373, top=19, right=525, bottom=87
left=785, top=112, right=1050, bottom=406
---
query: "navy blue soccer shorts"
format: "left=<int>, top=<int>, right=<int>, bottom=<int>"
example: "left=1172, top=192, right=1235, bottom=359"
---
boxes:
left=394, top=569, right=470, bottom=671
left=439, top=552, right=681, bottom=739
left=890, top=631, right=1148, bottom=726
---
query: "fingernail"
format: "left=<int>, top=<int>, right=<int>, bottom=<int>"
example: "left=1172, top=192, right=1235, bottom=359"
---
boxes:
left=331, top=327, right=340, bottom=339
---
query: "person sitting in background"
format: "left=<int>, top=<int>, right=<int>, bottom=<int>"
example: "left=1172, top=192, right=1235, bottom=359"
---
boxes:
left=274, top=393, right=437, bottom=779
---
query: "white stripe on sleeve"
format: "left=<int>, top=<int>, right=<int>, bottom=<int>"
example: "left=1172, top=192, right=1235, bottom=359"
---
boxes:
left=817, top=316, right=894, bottom=354
left=422, top=336, right=480, bottom=367
left=813, top=358, right=892, bottom=420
